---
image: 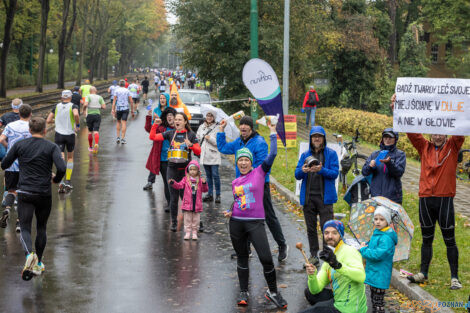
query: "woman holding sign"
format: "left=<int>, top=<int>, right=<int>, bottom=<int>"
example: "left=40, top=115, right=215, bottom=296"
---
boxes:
left=361, top=128, right=406, bottom=204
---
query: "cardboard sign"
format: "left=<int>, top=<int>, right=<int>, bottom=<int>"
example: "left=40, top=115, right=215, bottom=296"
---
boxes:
left=393, top=77, right=470, bottom=135
left=277, top=115, right=297, bottom=148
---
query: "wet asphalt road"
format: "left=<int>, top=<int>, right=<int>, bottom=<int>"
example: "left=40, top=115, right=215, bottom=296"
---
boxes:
left=0, top=91, right=312, bottom=313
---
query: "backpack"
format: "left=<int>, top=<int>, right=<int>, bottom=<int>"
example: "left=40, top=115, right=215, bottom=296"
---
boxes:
left=306, top=91, right=318, bottom=106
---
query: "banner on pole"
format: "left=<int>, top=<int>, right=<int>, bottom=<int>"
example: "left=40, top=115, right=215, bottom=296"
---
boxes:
left=277, top=115, right=296, bottom=148
left=242, top=58, right=287, bottom=146
left=394, top=77, right=470, bottom=135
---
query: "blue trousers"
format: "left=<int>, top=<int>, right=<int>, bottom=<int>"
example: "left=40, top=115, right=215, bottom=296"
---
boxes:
left=203, top=164, right=220, bottom=196
left=305, top=106, right=316, bottom=127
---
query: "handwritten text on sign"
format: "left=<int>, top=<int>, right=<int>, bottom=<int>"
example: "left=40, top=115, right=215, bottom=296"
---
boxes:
left=393, top=77, right=470, bottom=135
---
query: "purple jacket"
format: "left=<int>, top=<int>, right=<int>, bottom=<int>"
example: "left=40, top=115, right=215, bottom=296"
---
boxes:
left=171, top=160, right=208, bottom=213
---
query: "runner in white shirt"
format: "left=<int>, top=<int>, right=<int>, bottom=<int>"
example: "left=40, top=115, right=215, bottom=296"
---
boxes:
left=128, top=79, right=140, bottom=115
left=112, top=79, right=134, bottom=144
left=0, top=104, right=32, bottom=231
left=46, top=90, right=80, bottom=193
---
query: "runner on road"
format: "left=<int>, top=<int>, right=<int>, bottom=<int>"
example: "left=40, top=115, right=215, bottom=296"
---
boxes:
left=46, top=90, right=80, bottom=193
left=83, top=86, right=106, bottom=154
left=128, top=79, right=141, bottom=115
left=1, top=117, right=66, bottom=281
left=224, top=121, right=288, bottom=309
left=0, top=104, right=32, bottom=232
left=112, top=79, right=134, bottom=144
left=141, top=76, right=150, bottom=104
left=108, top=80, right=118, bottom=105
left=79, top=79, right=92, bottom=103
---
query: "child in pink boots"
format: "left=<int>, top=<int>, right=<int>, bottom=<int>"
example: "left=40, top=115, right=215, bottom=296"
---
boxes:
left=169, top=160, right=208, bottom=240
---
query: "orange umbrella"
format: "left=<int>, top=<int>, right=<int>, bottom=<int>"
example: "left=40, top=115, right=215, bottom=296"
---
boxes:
left=170, top=83, right=192, bottom=120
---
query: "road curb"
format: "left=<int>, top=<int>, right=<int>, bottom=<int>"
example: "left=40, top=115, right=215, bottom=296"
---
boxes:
left=268, top=174, right=454, bottom=313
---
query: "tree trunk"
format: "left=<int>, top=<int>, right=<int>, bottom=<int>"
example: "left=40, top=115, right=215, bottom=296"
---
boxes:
left=36, top=0, right=50, bottom=93
left=76, top=4, right=88, bottom=86
left=103, top=47, right=108, bottom=80
left=57, top=0, right=77, bottom=89
left=388, top=0, right=397, bottom=65
left=0, top=0, right=18, bottom=97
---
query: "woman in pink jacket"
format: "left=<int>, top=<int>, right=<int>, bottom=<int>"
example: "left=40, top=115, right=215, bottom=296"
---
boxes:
left=169, top=160, right=208, bottom=240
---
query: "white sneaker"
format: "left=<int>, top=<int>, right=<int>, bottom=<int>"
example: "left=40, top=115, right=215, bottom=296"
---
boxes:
left=450, top=278, right=462, bottom=290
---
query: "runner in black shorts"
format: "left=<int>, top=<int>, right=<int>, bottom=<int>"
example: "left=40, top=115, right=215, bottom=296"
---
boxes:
left=84, top=87, right=105, bottom=153
left=112, top=80, right=133, bottom=144
left=46, top=90, right=80, bottom=192
left=116, top=109, right=129, bottom=121
left=54, top=133, right=76, bottom=152
left=141, top=76, right=149, bottom=104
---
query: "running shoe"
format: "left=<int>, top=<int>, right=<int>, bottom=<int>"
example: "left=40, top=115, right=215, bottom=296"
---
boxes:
left=58, top=182, right=66, bottom=193
left=32, top=262, right=45, bottom=276
left=64, top=181, right=73, bottom=192
left=265, top=290, right=288, bottom=309
left=15, top=219, right=20, bottom=233
left=450, top=278, right=462, bottom=290
left=22, top=252, right=38, bottom=281
left=237, top=291, right=249, bottom=306
left=143, top=182, right=153, bottom=190
left=88, top=147, right=93, bottom=152
left=0, top=208, right=10, bottom=228
left=116, top=137, right=121, bottom=144
left=93, top=144, right=99, bottom=154
left=407, top=272, right=427, bottom=284
left=278, top=244, right=289, bottom=262
left=121, top=138, right=127, bottom=145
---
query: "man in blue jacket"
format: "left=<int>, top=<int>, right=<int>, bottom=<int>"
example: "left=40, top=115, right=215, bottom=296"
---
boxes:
left=295, top=126, right=339, bottom=267
left=218, top=116, right=288, bottom=261
left=361, top=128, right=406, bottom=204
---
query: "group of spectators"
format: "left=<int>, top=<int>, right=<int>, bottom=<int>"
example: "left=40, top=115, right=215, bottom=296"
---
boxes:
left=144, top=85, right=464, bottom=311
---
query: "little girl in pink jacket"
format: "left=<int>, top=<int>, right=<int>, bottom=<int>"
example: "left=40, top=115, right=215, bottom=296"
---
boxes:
left=169, top=160, right=208, bottom=240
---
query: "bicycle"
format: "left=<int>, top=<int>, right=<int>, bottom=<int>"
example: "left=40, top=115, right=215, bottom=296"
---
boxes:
left=457, top=149, right=470, bottom=181
left=333, top=129, right=368, bottom=189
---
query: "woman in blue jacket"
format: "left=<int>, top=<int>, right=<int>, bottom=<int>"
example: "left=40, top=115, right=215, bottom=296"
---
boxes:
left=295, top=126, right=339, bottom=267
left=361, top=128, right=406, bottom=204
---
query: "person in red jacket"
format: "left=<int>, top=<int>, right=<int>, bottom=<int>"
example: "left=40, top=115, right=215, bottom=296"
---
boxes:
left=302, top=86, right=319, bottom=128
left=150, top=112, right=201, bottom=232
left=391, top=94, right=464, bottom=290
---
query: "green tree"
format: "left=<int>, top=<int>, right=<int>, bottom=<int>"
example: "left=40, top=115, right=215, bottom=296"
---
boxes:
left=398, top=23, right=429, bottom=77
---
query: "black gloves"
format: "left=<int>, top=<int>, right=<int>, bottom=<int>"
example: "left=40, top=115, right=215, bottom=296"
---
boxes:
left=319, top=247, right=342, bottom=270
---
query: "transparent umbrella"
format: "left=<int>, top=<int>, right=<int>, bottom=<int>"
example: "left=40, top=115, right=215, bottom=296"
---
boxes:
left=347, top=196, right=414, bottom=262
left=200, top=104, right=239, bottom=141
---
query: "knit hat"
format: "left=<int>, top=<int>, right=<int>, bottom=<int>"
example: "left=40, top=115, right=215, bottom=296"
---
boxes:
left=323, top=220, right=345, bottom=238
left=374, top=206, right=391, bottom=225
left=239, top=116, right=254, bottom=129
left=236, top=148, right=253, bottom=164
left=11, top=98, right=23, bottom=110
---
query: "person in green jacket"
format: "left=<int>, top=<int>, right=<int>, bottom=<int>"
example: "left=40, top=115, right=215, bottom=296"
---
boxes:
left=300, top=220, right=367, bottom=313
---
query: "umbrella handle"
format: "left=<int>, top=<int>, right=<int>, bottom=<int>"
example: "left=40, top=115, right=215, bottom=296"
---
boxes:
left=347, top=224, right=362, bottom=244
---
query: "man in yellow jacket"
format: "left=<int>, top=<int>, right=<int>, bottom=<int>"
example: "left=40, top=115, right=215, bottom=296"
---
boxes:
left=169, top=83, right=191, bottom=120
left=301, top=220, right=367, bottom=313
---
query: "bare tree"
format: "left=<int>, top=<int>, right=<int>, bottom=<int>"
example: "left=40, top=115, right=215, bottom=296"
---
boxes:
left=0, top=0, right=18, bottom=97
left=36, top=0, right=50, bottom=92
left=57, top=0, right=77, bottom=89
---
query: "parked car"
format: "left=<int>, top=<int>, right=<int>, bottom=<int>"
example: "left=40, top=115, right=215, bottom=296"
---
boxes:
left=178, top=89, right=212, bottom=131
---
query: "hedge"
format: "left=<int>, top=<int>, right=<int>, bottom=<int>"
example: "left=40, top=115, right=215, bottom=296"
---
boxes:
left=315, top=107, right=470, bottom=160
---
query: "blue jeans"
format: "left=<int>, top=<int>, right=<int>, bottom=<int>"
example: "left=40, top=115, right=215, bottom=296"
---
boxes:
left=203, top=165, right=220, bottom=196
left=305, top=106, right=316, bottom=127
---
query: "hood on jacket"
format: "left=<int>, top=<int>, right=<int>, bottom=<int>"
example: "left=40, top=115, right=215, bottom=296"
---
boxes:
left=154, top=93, right=170, bottom=118
left=309, top=125, right=327, bottom=152
left=380, top=128, right=399, bottom=151
left=185, top=160, right=201, bottom=175
left=375, top=227, right=398, bottom=246
left=205, top=108, right=218, bottom=121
